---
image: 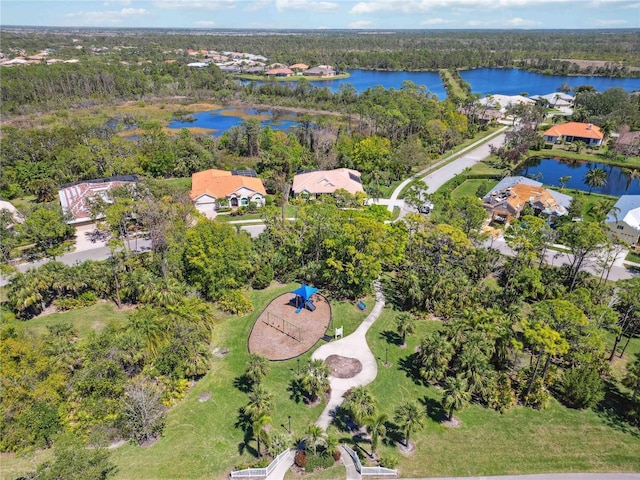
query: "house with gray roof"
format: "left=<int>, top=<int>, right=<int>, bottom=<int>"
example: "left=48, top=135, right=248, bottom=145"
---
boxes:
left=606, top=195, right=640, bottom=248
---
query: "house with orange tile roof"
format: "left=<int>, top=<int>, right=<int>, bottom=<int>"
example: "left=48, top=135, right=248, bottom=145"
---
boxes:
left=265, top=67, right=294, bottom=77
left=289, top=63, right=309, bottom=72
left=482, top=176, right=572, bottom=224
left=292, top=168, right=365, bottom=198
left=190, top=169, right=267, bottom=213
left=543, top=122, right=604, bottom=146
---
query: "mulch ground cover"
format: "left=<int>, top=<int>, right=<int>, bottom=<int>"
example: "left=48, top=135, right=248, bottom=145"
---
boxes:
left=248, top=293, right=331, bottom=360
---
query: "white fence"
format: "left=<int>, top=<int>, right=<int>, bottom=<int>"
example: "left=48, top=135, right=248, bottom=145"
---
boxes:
left=230, top=449, right=291, bottom=478
left=343, top=445, right=397, bottom=477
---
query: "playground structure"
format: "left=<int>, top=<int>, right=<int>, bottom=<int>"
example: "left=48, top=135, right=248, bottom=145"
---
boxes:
left=264, top=311, right=302, bottom=342
left=248, top=290, right=332, bottom=361
left=289, top=283, right=319, bottom=313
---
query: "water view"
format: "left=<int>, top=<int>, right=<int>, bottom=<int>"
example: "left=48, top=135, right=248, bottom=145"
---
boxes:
left=515, top=157, right=640, bottom=196
left=313, top=69, right=447, bottom=97
left=459, top=68, right=640, bottom=96
left=167, top=107, right=299, bottom=136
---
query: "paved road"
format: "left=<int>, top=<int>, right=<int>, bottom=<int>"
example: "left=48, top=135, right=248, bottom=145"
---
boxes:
left=424, top=132, right=506, bottom=194
left=487, top=236, right=638, bottom=281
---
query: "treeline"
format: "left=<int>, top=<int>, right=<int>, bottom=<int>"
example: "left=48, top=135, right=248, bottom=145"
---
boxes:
left=0, top=60, right=234, bottom=114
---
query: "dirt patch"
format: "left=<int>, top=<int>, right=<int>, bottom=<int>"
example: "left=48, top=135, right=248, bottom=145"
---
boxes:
left=198, top=392, right=212, bottom=402
left=397, top=440, right=416, bottom=455
left=324, top=354, right=362, bottom=379
left=248, top=293, right=331, bottom=361
left=442, top=416, right=461, bottom=428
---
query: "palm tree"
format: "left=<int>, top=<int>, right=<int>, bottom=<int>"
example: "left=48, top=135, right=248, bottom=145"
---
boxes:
left=559, top=175, right=572, bottom=190
left=245, top=354, right=270, bottom=387
left=252, top=414, right=272, bottom=458
left=584, top=167, right=607, bottom=194
left=442, top=375, right=472, bottom=421
left=365, top=412, right=388, bottom=454
left=304, top=424, right=325, bottom=455
left=416, top=332, right=454, bottom=383
left=344, top=386, right=377, bottom=426
left=393, top=400, right=425, bottom=447
left=395, top=312, right=417, bottom=347
left=300, top=359, right=330, bottom=403
left=623, top=168, right=640, bottom=193
left=245, top=384, right=274, bottom=421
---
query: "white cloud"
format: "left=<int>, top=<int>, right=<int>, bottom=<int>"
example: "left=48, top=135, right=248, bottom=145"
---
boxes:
left=622, top=1, right=640, bottom=7
left=152, top=0, right=238, bottom=10
left=348, top=19, right=374, bottom=28
left=103, top=0, right=132, bottom=6
left=506, top=17, right=541, bottom=26
left=350, top=0, right=601, bottom=15
left=65, top=7, right=149, bottom=25
left=276, top=0, right=340, bottom=13
left=245, top=0, right=271, bottom=11
left=593, top=19, right=628, bottom=25
left=194, top=20, right=217, bottom=26
left=420, top=17, right=448, bottom=25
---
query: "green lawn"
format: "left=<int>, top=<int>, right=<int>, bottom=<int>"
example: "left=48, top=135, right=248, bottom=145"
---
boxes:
left=626, top=250, right=640, bottom=264
left=451, top=179, right=499, bottom=199
left=466, top=157, right=505, bottom=176
left=163, top=177, right=191, bottom=191
left=4, top=282, right=639, bottom=479
left=361, top=306, right=640, bottom=477
left=13, top=301, right=130, bottom=339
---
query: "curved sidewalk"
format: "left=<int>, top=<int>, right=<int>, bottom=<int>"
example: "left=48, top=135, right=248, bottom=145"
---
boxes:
left=312, top=281, right=385, bottom=429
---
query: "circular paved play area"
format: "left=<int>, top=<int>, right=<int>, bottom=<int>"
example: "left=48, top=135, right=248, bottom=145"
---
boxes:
left=248, top=293, right=331, bottom=361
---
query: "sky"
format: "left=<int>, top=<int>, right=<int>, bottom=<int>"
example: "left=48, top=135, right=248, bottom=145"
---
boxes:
left=1, top=0, right=639, bottom=30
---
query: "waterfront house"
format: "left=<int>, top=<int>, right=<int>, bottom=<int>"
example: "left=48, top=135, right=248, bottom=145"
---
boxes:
left=477, top=94, right=535, bottom=114
left=482, top=176, right=571, bottom=224
left=606, top=195, right=640, bottom=249
left=292, top=168, right=365, bottom=198
left=303, top=65, right=336, bottom=77
left=265, top=67, right=294, bottom=77
left=543, top=122, right=604, bottom=146
left=530, top=92, right=574, bottom=109
left=289, top=63, right=309, bottom=73
left=190, top=169, right=266, bottom=213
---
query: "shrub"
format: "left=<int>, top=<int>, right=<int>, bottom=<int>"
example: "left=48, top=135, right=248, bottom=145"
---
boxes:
left=53, top=291, right=99, bottom=311
left=294, top=450, right=307, bottom=468
left=252, top=264, right=274, bottom=290
left=380, top=454, right=398, bottom=469
left=217, top=290, right=253, bottom=315
left=559, top=365, right=604, bottom=409
left=250, top=456, right=271, bottom=468
left=305, top=452, right=334, bottom=471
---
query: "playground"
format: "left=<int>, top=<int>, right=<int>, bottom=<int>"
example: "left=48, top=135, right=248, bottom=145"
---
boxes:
left=248, top=287, right=332, bottom=361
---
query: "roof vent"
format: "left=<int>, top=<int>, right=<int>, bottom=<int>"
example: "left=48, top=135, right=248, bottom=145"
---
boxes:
left=588, top=124, right=592, bottom=130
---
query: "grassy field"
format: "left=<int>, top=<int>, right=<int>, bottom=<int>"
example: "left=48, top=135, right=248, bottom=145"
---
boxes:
left=451, top=179, right=499, bottom=199
left=3, top=282, right=639, bottom=479
left=362, top=306, right=640, bottom=478
left=11, top=301, right=131, bottom=339
left=105, top=282, right=373, bottom=479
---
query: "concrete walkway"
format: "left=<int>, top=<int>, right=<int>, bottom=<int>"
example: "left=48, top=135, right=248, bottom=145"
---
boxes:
left=264, top=449, right=295, bottom=480
left=312, top=280, right=386, bottom=429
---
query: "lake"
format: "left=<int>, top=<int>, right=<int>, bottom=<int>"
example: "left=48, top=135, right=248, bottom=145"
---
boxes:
left=459, top=68, right=640, bottom=96
left=311, top=70, right=447, bottom=98
left=167, top=107, right=299, bottom=136
left=515, top=157, right=640, bottom=196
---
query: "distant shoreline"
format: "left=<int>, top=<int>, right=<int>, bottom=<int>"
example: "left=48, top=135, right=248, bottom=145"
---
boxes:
left=231, top=72, right=350, bottom=82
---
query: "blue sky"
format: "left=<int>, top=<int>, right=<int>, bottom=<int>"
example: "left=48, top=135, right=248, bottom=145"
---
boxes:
left=1, top=0, right=639, bottom=30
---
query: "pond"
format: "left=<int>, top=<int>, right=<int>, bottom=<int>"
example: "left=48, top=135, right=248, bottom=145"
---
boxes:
left=515, top=157, right=640, bottom=196
left=167, top=107, right=300, bottom=136
left=459, top=68, right=640, bottom=96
